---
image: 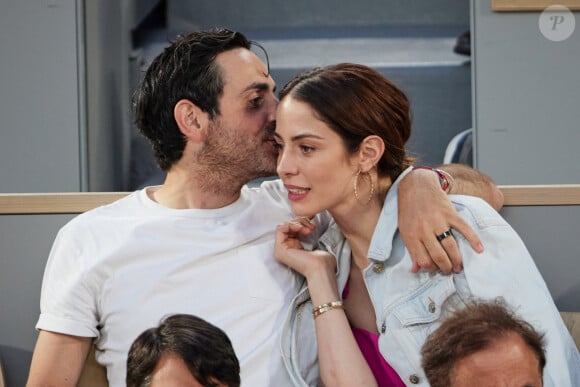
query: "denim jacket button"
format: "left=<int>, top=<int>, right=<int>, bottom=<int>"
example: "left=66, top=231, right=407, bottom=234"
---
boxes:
left=428, top=301, right=437, bottom=313
left=409, top=374, right=420, bottom=384
left=372, top=263, right=385, bottom=273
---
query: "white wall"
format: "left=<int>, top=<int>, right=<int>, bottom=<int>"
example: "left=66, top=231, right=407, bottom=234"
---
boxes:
left=0, top=0, right=84, bottom=193
left=472, top=1, right=580, bottom=184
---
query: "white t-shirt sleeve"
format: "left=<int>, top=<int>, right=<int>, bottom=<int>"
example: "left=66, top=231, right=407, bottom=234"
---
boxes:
left=36, top=222, right=100, bottom=338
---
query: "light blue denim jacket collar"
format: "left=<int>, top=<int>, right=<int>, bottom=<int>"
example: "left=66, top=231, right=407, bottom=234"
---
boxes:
left=366, top=166, right=413, bottom=262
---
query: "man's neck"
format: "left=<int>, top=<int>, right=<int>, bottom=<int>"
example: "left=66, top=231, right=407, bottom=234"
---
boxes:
left=149, top=170, right=242, bottom=210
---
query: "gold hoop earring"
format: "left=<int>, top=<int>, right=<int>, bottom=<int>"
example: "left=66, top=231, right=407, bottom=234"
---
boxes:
left=353, top=170, right=375, bottom=205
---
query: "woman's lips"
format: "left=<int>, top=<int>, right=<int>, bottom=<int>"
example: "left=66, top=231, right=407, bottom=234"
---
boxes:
left=285, top=185, right=310, bottom=201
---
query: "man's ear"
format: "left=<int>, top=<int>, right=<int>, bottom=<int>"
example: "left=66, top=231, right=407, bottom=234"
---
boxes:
left=358, top=135, right=385, bottom=172
left=174, top=99, right=209, bottom=142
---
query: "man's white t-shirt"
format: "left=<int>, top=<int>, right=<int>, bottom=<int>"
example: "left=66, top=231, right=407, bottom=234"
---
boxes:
left=36, top=180, right=308, bottom=386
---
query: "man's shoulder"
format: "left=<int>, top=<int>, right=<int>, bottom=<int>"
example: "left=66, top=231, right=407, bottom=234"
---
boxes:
left=243, top=178, right=289, bottom=204
left=61, top=190, right=143, bottom=233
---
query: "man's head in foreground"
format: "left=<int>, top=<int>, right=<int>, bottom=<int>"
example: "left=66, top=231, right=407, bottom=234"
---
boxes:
left=421, top=299, right=546, bottom=387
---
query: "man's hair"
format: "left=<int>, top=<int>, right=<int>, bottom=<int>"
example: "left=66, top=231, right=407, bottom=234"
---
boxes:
left=126, top=314, right=240, bottom=387
left=421, top=299, right=546, bottom=387
left=133, top=28, right=251, bottom=171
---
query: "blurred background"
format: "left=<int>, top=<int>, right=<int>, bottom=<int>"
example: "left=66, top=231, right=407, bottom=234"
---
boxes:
left=0, top=0, right=474, bottom=192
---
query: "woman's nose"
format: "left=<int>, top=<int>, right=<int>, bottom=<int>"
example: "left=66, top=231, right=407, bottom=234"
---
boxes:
left=276, top=150, right=296, bottom=176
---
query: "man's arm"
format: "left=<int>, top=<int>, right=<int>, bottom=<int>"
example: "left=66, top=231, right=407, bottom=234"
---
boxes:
left=26, top=330, right=92, bottom=387
left=438, top=163, right=504, bottom=211
left=397, top=164, right=503, bottom=274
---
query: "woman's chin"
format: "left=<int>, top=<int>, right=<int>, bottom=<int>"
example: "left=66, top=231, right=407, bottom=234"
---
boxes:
left=291, top=207, right=316, bottom=219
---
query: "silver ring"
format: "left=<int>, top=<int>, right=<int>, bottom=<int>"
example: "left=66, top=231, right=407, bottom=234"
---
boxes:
left=436, top=229, right=454, bottom=242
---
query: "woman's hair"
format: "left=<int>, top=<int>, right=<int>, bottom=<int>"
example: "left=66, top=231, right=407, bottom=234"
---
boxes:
left=279, top=63, right=415, bottom=181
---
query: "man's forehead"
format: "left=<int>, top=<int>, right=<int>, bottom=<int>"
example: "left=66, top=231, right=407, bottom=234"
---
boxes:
left=216, top=48, right=272, bottom=90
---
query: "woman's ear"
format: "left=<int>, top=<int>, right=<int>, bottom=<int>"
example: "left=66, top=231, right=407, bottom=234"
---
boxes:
left=174, top=99, right=209, bottom=142
left=359, top=135, right=385, bottom=172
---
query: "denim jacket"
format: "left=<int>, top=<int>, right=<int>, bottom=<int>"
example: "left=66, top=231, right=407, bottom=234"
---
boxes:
left=280, top=168, right=580, bottom=387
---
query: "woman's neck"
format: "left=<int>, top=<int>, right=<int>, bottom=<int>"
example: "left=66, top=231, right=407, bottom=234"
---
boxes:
left=330, top=177, right=393, bottom=269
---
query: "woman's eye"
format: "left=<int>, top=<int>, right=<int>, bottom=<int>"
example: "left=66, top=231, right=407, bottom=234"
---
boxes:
left=300, top=145, right=314, bottom=154
left=273, top=142, right=283, bottom=150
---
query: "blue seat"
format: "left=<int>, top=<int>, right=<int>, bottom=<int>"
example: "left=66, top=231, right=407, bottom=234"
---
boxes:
left=443, top=128, right=473, bottom=166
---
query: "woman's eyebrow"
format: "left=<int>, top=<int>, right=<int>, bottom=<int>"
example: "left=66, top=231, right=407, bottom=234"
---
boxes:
left=273, top=132, right=324, bottom=141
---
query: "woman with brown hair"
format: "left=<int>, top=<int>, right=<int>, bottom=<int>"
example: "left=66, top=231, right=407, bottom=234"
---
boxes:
left=273, top=63, right=579, bottom=386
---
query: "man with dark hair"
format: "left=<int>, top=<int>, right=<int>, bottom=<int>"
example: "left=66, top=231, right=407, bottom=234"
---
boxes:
left=27, top=28, right=502, bottom=386
left=126, top=314, right=240, bottom=387
left=421, top=300, right=547, bottom=387
left=134, top=29, right=276, bottom=178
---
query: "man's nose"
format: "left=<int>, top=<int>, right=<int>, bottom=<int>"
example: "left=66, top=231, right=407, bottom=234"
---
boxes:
left=266, top=97, right=278, bottom=121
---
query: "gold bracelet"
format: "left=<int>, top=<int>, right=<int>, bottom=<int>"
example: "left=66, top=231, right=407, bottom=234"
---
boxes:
left=313, top=300, right=343, bottom=313
left=313, top=300, right=344, bottom=318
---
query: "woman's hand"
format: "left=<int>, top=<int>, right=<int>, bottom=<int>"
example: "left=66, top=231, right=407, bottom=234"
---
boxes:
left=274, top=217, right=336, bottom=279
left=276, top=218, right=375, bottom=386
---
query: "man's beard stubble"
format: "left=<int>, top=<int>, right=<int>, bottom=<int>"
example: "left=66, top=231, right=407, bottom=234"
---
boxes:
left=194, top=120, right=277, bottom=195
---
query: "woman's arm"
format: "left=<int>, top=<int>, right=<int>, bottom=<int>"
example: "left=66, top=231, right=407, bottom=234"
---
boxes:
left=275, top=220, right=378, bottom=387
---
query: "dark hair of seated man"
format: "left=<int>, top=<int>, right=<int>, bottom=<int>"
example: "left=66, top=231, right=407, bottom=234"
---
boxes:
left=126, top=313, right=240, bottom=387
left=421, top=299, right=546, bottom=387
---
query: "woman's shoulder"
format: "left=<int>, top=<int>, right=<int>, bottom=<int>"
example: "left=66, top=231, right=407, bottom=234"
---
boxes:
left=449, top=194, right=509, bottom=230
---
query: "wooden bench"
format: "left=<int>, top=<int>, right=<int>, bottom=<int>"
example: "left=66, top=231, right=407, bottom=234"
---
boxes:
left=561, top=312, right=580, bottom=349
left=1, top=185, right=579, bottom=386
left=1, top=185, right=579, bottom=215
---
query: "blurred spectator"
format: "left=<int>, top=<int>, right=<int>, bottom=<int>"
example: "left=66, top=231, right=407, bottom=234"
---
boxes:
left=421, top=299, right=546, bottom=387
left=126, top=314, right=240, bottom=387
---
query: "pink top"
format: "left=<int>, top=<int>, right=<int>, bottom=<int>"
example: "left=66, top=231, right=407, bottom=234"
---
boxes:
left=343, top=283, right=405, bottom=387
